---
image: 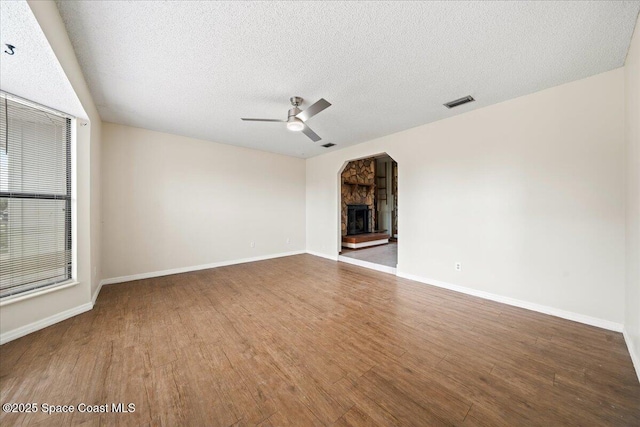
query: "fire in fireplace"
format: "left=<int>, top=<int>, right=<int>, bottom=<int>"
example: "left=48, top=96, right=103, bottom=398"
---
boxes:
left=347, top=204, right=371, bottom=235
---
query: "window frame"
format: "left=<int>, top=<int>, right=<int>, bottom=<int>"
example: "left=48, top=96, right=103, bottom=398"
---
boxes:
left=0, top=92, right=76, bottom=301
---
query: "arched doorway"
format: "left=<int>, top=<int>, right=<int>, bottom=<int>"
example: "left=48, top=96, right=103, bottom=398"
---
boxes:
left=337, top=153, right=398, bottom=273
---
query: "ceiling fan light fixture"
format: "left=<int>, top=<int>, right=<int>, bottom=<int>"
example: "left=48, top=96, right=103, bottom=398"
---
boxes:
left=242, top=97, right=329, bottom=142
left=286, top=118, right=304, bottom=131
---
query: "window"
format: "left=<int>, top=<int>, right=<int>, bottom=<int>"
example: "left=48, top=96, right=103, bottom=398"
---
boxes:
left=0, top=95, right=72, bottom=299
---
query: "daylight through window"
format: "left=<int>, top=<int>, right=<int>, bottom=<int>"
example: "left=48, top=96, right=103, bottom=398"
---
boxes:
left=0, top=95, right=72, bottom=299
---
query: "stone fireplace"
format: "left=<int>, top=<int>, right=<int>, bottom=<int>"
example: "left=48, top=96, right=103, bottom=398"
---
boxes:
left=341, top=158, right=375, bottom=236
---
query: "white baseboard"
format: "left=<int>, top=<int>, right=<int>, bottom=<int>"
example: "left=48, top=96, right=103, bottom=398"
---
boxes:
left=91, top=280, right=104, bottom=306
left=623, top=328, right=640, bottom=383
left=338, top=255, right=397, bottom=275
left=0, top=302, right=93, bottom=345
left=306, top=250, right=339, bottom=261
left=396, top=272, right=623, bottom=332
left=101, top=250, right=306, bottom=286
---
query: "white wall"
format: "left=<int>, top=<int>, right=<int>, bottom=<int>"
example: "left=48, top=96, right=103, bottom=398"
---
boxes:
left=0, top=0, right=102, bottom=342
left=624, top=14, right=640, bottom=378
left=28, top=0, right=103, bottom=300
left=307, top=68, right=626, bottom=327
left=101, top=123, right=306, bottom=281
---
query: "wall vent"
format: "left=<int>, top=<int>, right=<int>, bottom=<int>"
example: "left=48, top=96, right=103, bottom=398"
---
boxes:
left=321, top=143, right=336, bottom=148
left=444, top=95, right=475, bottom=109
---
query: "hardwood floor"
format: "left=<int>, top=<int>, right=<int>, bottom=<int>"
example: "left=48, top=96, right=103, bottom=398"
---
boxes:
left=1, top=254, right=639, bottom=426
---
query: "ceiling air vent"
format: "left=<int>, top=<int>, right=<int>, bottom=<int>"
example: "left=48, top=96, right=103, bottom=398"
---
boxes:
left=321, top=143, right=336, bottom=148
left=444, top=96, right=475, bottom=109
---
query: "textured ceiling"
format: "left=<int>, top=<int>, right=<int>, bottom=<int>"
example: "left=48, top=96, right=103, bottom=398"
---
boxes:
left=0, top=0, right=86, bottom=119
left=56, top=1, right=640, bottom=158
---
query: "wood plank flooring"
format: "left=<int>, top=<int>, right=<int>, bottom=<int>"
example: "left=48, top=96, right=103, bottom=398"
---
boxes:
left=1, top=254, right=639, bottom=426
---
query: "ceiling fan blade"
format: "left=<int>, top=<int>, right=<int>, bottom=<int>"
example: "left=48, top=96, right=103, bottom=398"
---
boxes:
left=302, top=124, right=322, bottom=142
left=241, top=118, right=286, bottom=122
left=296, top=98, right=331, bottom=122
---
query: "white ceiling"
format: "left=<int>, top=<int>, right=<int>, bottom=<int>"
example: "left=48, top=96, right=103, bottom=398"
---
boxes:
left=0, top=0, right=86, bottom=119
left=56, top=1, right=640, bottom=158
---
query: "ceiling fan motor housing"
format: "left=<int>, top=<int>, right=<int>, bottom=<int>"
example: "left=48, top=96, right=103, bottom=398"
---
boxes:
left=288, top=107, right=301, bottom=119
left=288, top=97, right=303, bottom=121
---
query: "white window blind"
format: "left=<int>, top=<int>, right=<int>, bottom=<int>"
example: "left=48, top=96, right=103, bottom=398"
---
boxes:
left=0, top=95, right=72, bottom=298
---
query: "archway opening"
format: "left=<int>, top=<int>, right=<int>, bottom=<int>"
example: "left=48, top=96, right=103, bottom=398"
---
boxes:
left=337, top=153, right=398, bottom=272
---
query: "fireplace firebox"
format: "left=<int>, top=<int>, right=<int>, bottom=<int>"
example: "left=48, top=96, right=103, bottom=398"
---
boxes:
left=347, top=204, right=372, bottom=235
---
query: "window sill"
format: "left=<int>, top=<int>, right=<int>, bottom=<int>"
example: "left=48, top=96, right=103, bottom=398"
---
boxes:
left=0, top=281, right=80, bottom=307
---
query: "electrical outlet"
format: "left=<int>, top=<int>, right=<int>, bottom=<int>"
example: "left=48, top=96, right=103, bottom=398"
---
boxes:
left=286, top=238, right=291, bottom=244
left=250, top=241, right=255, bottom=248
left=455, top=262, right=462, bottom=272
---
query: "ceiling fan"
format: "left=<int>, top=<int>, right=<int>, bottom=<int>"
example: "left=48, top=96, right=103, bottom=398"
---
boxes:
left=241, top=96, right=331, bottom=142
